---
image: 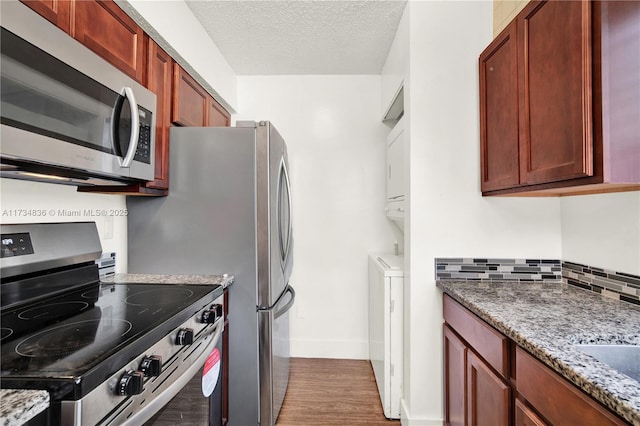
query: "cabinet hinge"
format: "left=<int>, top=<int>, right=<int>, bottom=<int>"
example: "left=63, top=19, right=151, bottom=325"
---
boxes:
left=390, top=300, right=395, bottom=313
left=391, top=363, right=395, bottom=376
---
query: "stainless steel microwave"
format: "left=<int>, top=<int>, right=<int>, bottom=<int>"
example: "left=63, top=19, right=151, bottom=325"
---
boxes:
left=0, top=2, right=156, bottom=186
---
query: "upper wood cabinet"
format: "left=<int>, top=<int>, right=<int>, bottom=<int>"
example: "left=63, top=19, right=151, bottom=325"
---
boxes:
left=172, top=64, right=209, bottom=127
left=518, top=0, right=593, bottom=186
left=172, top=64, right=231, bottom=128
left=18, top=0, right=232, bottom=196
left=144, top=39, right=172, bottom=190
left=19, top=0, right=71, bottom=33
left=72, top=0, right=145, bottom=83
left=208, top=96, right=231, bottom=127
left=479, top=0, right=640, bottom=196
left=479, top=21, right=519, bottom=192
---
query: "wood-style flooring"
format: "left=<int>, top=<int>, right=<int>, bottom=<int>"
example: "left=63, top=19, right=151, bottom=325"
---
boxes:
left=276, top=358, right=401, bottom=425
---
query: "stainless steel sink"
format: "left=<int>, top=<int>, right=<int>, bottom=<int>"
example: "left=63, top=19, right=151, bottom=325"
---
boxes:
left=576, top=344, right=640, bottom=382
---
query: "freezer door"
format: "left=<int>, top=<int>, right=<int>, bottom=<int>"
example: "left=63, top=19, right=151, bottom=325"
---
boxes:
left=257, top=121, right=294, bottom=309
left=258, top=285, right=295, bottom=426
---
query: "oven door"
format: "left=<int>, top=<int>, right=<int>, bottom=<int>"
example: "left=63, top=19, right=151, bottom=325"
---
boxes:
left=0, top=2, right=155, bottom=183
left=143, top=323, right=224, bottom=426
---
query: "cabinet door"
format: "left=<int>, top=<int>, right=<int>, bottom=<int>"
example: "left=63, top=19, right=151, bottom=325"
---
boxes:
left=479, top=21, right=519, bottom=192
left=443, top=325, right=467, bottom=426
left=467, top=351, right=510, bottom=426
left=72, top=0, right=145, bottom=83
left=20, top=0, right=71, bottom=33
left=145, top=39, right=172, bottom=190
left=386, top=118, right=405, bottom=201
left=518, top=0, right=593, bottom=185
left=516, top=346, right=627, bottom=426
left=172, top=64, right=208, bottom=127
left=207, top=96, right=231, bottom=127
left=515, top=399, right=547, bottom=426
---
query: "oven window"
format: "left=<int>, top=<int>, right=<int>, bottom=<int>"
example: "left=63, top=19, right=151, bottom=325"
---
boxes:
left=0, top=28, right=120, bottom=154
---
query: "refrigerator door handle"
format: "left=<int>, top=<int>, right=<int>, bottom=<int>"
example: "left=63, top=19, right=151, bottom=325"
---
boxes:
left=258, top=285, right=295, bottom=318
left=274, top=285, right=295, bottom=320
left=277, top=158, right=293, bottom=269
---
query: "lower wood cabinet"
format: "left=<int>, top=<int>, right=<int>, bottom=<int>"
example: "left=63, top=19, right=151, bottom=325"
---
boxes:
left=442, top=294, right=628, bottom=426
left=443, top=325, right=468, bottom=426
left=516, top=346, right=626, bottom=426
left=443, top=324, right=510, bottom=426
left=514, top=399, right=546, bottom=426
left=467, top=350, right=510, bottom=426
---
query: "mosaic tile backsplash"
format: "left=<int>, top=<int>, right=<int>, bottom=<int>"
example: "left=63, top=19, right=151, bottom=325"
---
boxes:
left=563, top=261, right=640, bottom=306
left=435, top=258, right=562, bottom=281
left=435, top=258, right=640, bottom=307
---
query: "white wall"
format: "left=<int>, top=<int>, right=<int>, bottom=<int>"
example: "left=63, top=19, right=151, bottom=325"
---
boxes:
left=561, top=192, right=640, bottom=275
left=120, top=0, right=237, bottom=112
left=0, top=179, right=128, bottom=272
left=398, top=2, right=562, bottom=424
left=236, top=75, right=403, bottom=358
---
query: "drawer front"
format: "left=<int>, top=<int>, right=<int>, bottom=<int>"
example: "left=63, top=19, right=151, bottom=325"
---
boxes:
left=515, top=346, right=627, bottom=426
left=443, top=294, right=509, bottom=378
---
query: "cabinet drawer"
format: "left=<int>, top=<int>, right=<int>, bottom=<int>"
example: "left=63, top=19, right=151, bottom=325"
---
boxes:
left=443, top=295, right=508, bottom=378
left=516, top=346, right=627, bottom=426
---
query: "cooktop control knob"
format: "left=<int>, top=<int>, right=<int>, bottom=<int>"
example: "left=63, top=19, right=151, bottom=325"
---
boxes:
left=201, top=309, right=217, bottom=324
left=117, top=370, right=144, bottom=396
left=176, top=328, right=194, bottom=345
left=139, top=355, right=162, bottom=377
left=212, top=303, right=223, bottom=318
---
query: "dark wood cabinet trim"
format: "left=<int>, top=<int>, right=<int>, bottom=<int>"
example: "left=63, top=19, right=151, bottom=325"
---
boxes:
left=479, top=20, right=520, bottom=192
left=481, top=0, right=640, bottom=196
left=467, top=350, right=511, bottom=426
left=517, top=0, right=593, bottom=186
left=20, top=0, right=71, bottom=33
left=172, top=64, right=209, bottom=127
left=443, top=294, right=509, bottom=378
left=71, top=0, right=145, bottom=83
left=144, top=39, right=172, bottom=190
left=208, top=96, right=232, bottom=127
left=443, top=325, right=467, bottom=426
left=515, top=346, right=627, bottom=426
left=514, top=398, right=547, bottom=426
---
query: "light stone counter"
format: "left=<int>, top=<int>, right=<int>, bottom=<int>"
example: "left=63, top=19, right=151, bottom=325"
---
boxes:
left=437, top=280, right=640, bottom=425
left=0, top=389, right=49, bottom=426
left=102, top=273, right=234, bottom=288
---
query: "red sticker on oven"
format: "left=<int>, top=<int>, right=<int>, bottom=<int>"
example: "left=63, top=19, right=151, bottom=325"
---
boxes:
left=202, top=348, right=221, bottom=397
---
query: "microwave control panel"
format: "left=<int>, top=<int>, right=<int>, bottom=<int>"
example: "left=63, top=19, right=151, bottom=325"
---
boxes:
left=134, top=106, right=153, bottom=164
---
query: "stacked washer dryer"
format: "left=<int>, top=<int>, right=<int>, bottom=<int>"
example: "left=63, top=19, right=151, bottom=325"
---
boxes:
left=368, top=253, right=404, bottom=419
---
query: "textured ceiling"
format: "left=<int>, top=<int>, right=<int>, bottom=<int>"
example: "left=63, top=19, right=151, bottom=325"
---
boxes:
left=186, top=0, right=408, bottom=75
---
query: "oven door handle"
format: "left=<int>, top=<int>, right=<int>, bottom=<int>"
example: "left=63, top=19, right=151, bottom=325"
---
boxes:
left=119, top=319, right=223, bottom=426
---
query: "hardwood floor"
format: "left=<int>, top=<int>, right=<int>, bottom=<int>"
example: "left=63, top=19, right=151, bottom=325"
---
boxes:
left=276, top=358, right=401, bottom=425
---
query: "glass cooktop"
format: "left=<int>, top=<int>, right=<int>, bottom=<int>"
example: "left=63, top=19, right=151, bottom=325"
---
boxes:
left=0, top=283, right=221, bottom=380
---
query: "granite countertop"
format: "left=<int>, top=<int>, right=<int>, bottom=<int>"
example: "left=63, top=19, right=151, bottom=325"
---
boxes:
left=102, top=273, right=234, bottom=288
left=437, top=280, right=640, bottom=425
left=0, top=390, right=49, bottom=426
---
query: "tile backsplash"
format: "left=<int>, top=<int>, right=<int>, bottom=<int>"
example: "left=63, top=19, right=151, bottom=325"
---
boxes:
left=435, top=258, right=561, bottom=281
left=563, top=261, right=640, bottom=306
left=435, top=257, right=640, bottom=307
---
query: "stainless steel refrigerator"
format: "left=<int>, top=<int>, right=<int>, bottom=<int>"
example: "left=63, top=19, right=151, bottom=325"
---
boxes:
left=127, top=121, right=295, bottom=426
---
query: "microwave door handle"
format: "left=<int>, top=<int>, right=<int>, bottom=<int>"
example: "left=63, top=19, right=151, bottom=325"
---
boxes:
left=120, top=87, right=140, bottom=168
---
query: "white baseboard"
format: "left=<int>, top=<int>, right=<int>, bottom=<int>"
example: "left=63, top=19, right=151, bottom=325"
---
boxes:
left=290, top=338, right=369, bottom=359
left=400, top=398, right=443, bottom=426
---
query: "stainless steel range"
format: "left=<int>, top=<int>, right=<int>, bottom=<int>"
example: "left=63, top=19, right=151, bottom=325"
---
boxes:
left=0, top=222, right=224, bottom=425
